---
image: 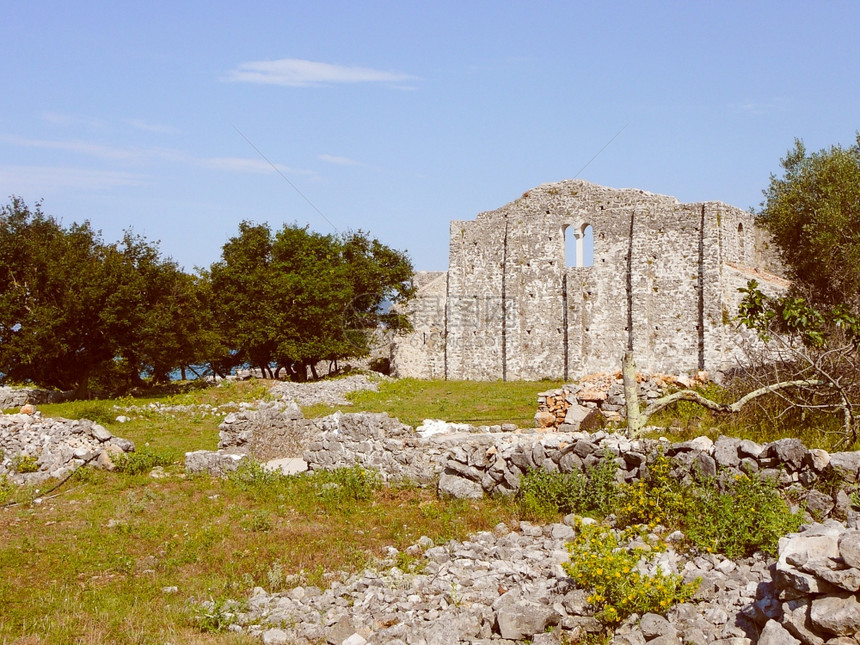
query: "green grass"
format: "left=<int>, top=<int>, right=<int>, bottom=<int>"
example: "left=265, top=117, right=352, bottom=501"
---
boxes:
left=0, top=379, right=518, bottom=644
left=0, top=374, right=852, bottom=643
left=303, top=377, right=563, bottom=427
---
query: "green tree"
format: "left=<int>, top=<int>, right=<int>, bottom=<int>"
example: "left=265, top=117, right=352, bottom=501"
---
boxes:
left=756, top=134, right=860, bottom=308
left=0, top=198, right=203, bottom=396
left=207, top=221, right=414, bottom=381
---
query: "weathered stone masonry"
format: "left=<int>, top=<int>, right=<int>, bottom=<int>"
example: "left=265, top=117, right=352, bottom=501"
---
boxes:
left=392, top=179, right=787, bottom=381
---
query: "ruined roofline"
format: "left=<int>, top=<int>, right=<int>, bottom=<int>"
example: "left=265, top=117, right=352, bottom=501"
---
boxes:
left=467, top=178, right=756, bottom=222
left=412, top=270, right=447, bottom=292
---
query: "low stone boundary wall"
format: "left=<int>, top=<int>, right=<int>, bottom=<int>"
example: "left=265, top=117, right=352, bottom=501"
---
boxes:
left=295, top=415, right=860, bottom=524
left=0, top=412, right=135, bottom=484
left=0, top=386, right=72, bottom=410
left=210, top=402, right=860, bottom=524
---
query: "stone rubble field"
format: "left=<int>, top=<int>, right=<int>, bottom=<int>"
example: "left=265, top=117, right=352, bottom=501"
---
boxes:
left=209, top=517, right=860, bottom=645
left=4, top=375, right=860, bottom=643
left=0, top=412, right=134, bottom=484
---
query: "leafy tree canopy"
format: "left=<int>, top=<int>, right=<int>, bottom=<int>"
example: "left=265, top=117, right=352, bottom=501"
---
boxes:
left=207, top=221, right=414, bottom=380
left=756, top=134, right=860, bottom=308
left=0, top=198, right=201, bottom=397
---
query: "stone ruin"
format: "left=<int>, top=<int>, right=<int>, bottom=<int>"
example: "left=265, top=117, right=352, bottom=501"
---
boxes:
left=0, top=385, right=72, bottom=410
left=533, top=371, right=712, bottom=428
left=0, top=411, right=134, bottom=484
left=392, top=179, right=789, bottom=382
left=199, top=404, right=860, bottom=643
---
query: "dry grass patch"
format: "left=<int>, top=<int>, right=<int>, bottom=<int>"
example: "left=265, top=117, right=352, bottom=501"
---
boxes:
left=0, top=463, right=514, bottom=644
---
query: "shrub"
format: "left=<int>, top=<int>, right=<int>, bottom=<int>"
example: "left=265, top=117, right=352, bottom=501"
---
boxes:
left=112, top=447, right=174, bottom=475
left=616, top=453, right=688, bottom=528
left=517, top=456, right=619, bottom=521
left=616, top=452, right=803, bottom=558
left=563, top=521, right=698, bottom=624
left=682, top=473, right=803, bottom=558
left=11, top=454, right=39, bottom=474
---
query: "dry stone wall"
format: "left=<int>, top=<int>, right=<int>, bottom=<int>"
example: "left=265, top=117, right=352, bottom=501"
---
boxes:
left=0, top=386, right=72, bottom=409
left=0, top=412, right=134, bottom=484
left=224, top=409, right=860, bottom=524
left=392, top=179, right=787, bottom=381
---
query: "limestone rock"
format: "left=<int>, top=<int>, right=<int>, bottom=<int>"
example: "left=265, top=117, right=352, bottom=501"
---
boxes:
left=494, top=593, right=560, bottom=640
left=534, top=410, right=556, bottom=428
left=639, top=612, right=677, bottom=640
left=758, top=619, right=800, bottom=645
left=838, top=530, right=860, bottom=569
left=438, top=472, right=483, bottom=499
left=810, top=593, right=860, bottom=637
left=185, top=449, right=248, bottom=477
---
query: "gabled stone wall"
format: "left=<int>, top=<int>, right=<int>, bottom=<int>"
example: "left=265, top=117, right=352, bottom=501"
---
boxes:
left=392, top=180, right=787, bottom=381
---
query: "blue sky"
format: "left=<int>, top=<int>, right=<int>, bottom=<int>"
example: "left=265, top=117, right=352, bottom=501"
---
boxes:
left=1, top=1, right=857, bottom=272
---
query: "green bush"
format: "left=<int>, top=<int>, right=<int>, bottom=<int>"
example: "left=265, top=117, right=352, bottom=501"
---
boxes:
left=112, top=447, right=174, bottom=475
left=517, top=456, right=618, bottom=521
left=616, top=452, right=803, bottom=558
left=683, top=472, right=803, bottom=558
left=11, top=454, right=40, bottom=474
left=616, top=454, right=689, bottom=528
left=563, top=521, right=698, bottom=624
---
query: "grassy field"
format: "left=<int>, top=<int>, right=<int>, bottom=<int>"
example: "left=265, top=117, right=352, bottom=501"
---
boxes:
left=1, top=379, right=530, bottom=645
left=303, top=377, right=563, bottom=427
left=1, top=375, right=854, bottom=643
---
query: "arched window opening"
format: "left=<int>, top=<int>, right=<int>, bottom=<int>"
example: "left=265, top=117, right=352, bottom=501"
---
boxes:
left=581, top=224, right=594, bottom=266
left=564, top=224, right=594, bottom=267
left=738, top=223, right=745, bottom=261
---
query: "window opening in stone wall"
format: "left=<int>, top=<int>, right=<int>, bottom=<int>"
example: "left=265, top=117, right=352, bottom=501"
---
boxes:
left=738, top=223, right=745, bottom=262
left=564, top=224, right=594, bottom=267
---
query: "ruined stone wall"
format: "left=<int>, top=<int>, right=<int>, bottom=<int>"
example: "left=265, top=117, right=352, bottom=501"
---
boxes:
left=391, top=180, right=786, bottom=381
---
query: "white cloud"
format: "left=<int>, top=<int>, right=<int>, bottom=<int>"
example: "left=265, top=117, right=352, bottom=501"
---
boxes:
left=318, top=154, right=364, bottom=167
left=1, top=134, right=312, bottom=176
left=198, top=156, right=308, bottom=175
left=0, top=134, right=141, bottom=161
left=126, top=118, right=180, bottom=134
left=223, top=58, right=417, bottom=87
left=729, top=98, right=788, bottom=115
left=0, top=165, right=147, bottom=192
left=40, top=112, right=109, bottom=130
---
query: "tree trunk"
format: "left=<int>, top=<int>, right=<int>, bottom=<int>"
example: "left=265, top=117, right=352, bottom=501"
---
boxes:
left=620, top=352, right=831, bottom=437
left=622, top=351, right=644, bottom=436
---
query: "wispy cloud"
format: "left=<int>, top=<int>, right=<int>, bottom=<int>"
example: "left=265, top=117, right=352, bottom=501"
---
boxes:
left=223, top=58, right=417, bottom=87
left=1, top=134, right=142, bottom=161
left=0, top=165, right=147, bottom=192
left=729, top=98, right=788, bottom=115
left=41, top=112, right=109, bottom=130
left=198, top=156, right=309, bottom=175
left=1, top=134, right=310, bottom=176
left=126, top=118, right=180, bottom=134
left=318, top=154, right=364, bottom=167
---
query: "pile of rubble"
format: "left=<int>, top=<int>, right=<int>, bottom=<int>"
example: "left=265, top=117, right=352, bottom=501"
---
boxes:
left=203, top=517, right=860, bottom=645
left=535, top=372, right=710, bottom=428
left=0, top=410, right=135, bottom=484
